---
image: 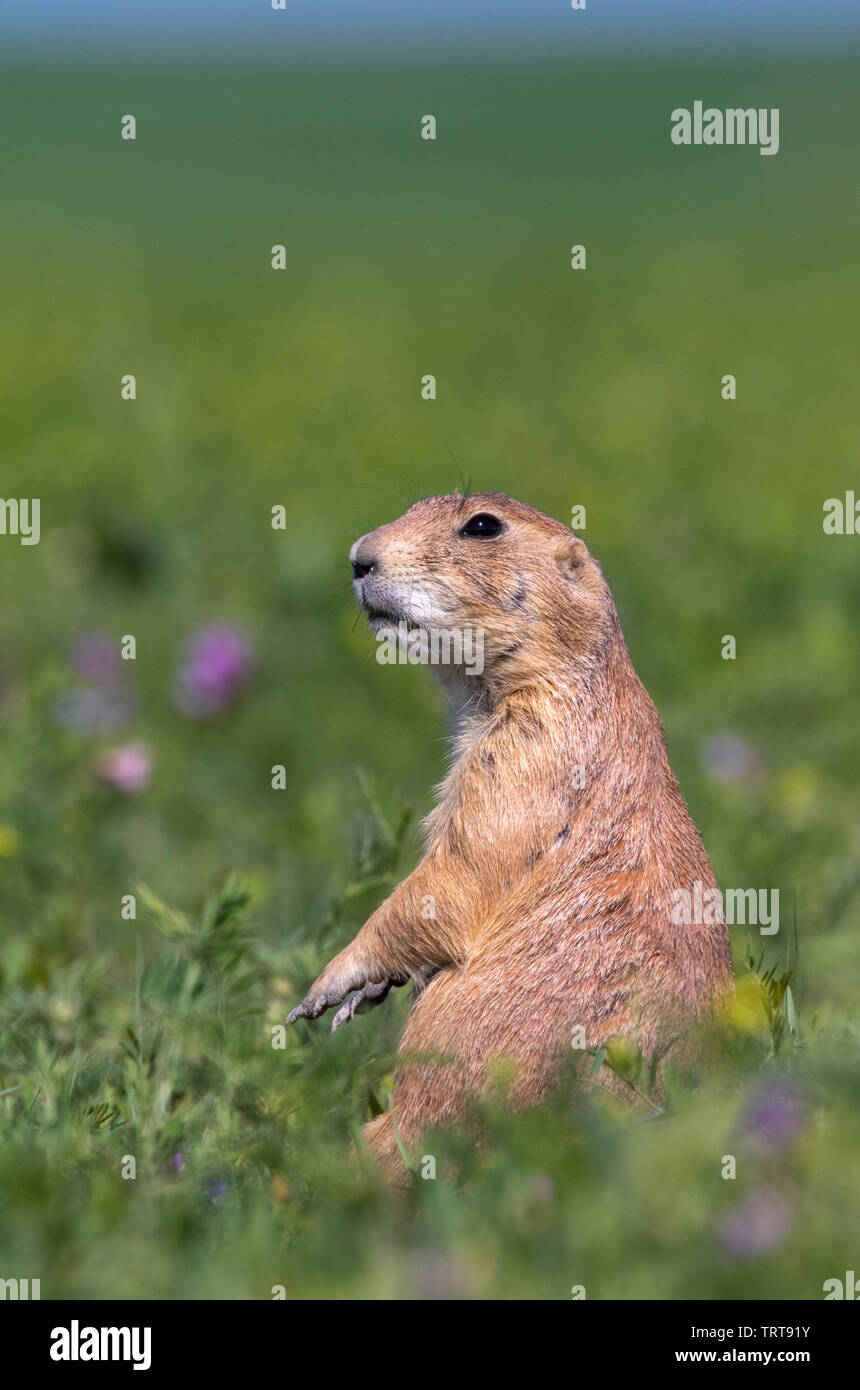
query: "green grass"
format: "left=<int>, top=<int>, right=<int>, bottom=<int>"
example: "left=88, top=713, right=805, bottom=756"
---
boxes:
left=0, top=51, right=858, bottom=1299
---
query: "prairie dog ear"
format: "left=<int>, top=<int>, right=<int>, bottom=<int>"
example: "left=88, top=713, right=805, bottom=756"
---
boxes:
left=555, top=534, right=588, bottom=579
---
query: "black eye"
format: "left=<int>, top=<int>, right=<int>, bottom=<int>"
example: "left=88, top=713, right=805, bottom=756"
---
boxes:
left=459, top=513, right=504, bottom=539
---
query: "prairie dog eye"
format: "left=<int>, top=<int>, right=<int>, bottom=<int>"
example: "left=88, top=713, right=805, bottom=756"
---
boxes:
left=459, top=513, right=504, bottom=539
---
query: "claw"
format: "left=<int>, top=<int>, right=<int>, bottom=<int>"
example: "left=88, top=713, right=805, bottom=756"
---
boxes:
left=331, top=979, right=391, bottom=1033
left=286, top=995, right=326, bottom=1026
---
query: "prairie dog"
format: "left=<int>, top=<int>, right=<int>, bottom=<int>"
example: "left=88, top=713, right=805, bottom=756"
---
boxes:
left=287, top=492, right=733, bottom=1182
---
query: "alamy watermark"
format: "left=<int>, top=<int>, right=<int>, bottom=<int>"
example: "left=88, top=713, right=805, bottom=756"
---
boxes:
left=50, top=1322, right=151, bottom=1370
left=0, top=498, right=40, bottom=545
left=0, top=1277, right=40, bottom=1299
left=672, top=881, right=779, bottom=935
left=375, top=620, right=485, bottom=677
left=823, top=492, right=859, bottom=534
left=671, top=102, right=780, bottom=157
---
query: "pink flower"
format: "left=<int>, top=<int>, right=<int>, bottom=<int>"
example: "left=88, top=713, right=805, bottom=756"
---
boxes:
left=95, top=742, right=152, bottom=794
left=174, top=625, right=254, bottom=718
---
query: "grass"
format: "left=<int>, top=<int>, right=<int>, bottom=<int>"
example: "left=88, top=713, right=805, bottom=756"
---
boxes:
left=0, top=49, right=858, bottom=1299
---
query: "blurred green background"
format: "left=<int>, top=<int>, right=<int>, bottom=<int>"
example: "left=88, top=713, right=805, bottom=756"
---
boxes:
left=0, top=48, right=858, bottom=1298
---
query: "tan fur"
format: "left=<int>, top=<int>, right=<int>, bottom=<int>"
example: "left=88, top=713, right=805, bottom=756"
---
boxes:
left=287, top=492, right=733, bottom=1183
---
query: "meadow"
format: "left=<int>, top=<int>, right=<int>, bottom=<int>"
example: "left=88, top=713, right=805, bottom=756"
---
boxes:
left=0, top=51, right=858, bottom=1298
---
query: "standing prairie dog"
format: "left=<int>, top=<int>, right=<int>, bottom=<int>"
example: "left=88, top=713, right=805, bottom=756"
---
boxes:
left=288, top=492, right=733, bottom=1182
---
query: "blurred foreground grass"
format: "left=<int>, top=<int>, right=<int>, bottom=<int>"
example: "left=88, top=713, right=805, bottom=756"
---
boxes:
left=0, top=52, right=858, bottom=1298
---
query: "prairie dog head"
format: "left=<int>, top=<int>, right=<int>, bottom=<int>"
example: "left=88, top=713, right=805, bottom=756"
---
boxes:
left=349, top=492, right=612, bottom=699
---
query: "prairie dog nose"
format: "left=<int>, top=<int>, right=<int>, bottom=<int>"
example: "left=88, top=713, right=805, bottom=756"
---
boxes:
left=349, top=533, right=377, bottom=580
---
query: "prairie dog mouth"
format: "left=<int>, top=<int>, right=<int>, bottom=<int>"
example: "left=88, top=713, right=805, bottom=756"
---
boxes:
left=363, top=603, right=422, bottom=633
left=354, top=573, right=440, bottom=633
left=363, top=602, right=400, bottom=623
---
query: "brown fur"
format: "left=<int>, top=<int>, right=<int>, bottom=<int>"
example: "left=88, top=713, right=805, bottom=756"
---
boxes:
left=287, top=492, right=733, bottom=1183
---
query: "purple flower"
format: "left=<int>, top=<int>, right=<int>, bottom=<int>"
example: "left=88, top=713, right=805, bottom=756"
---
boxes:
left=720, top=1188, right=792, bottom=1258
left=743, top=1079, right=805, bottom=1152
left=55, top=684, right=138, bottom=731
left=173, top=1152, right=186, bottom=1174
left=55, top=630, right=137, bottom=731
left=71, top=631, right=118, bottom=685
left=95, top=742, right=152, bottom=794
left=174, top=625, right=254, bottom=718
left=55, top=688, right=121, bottom=731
